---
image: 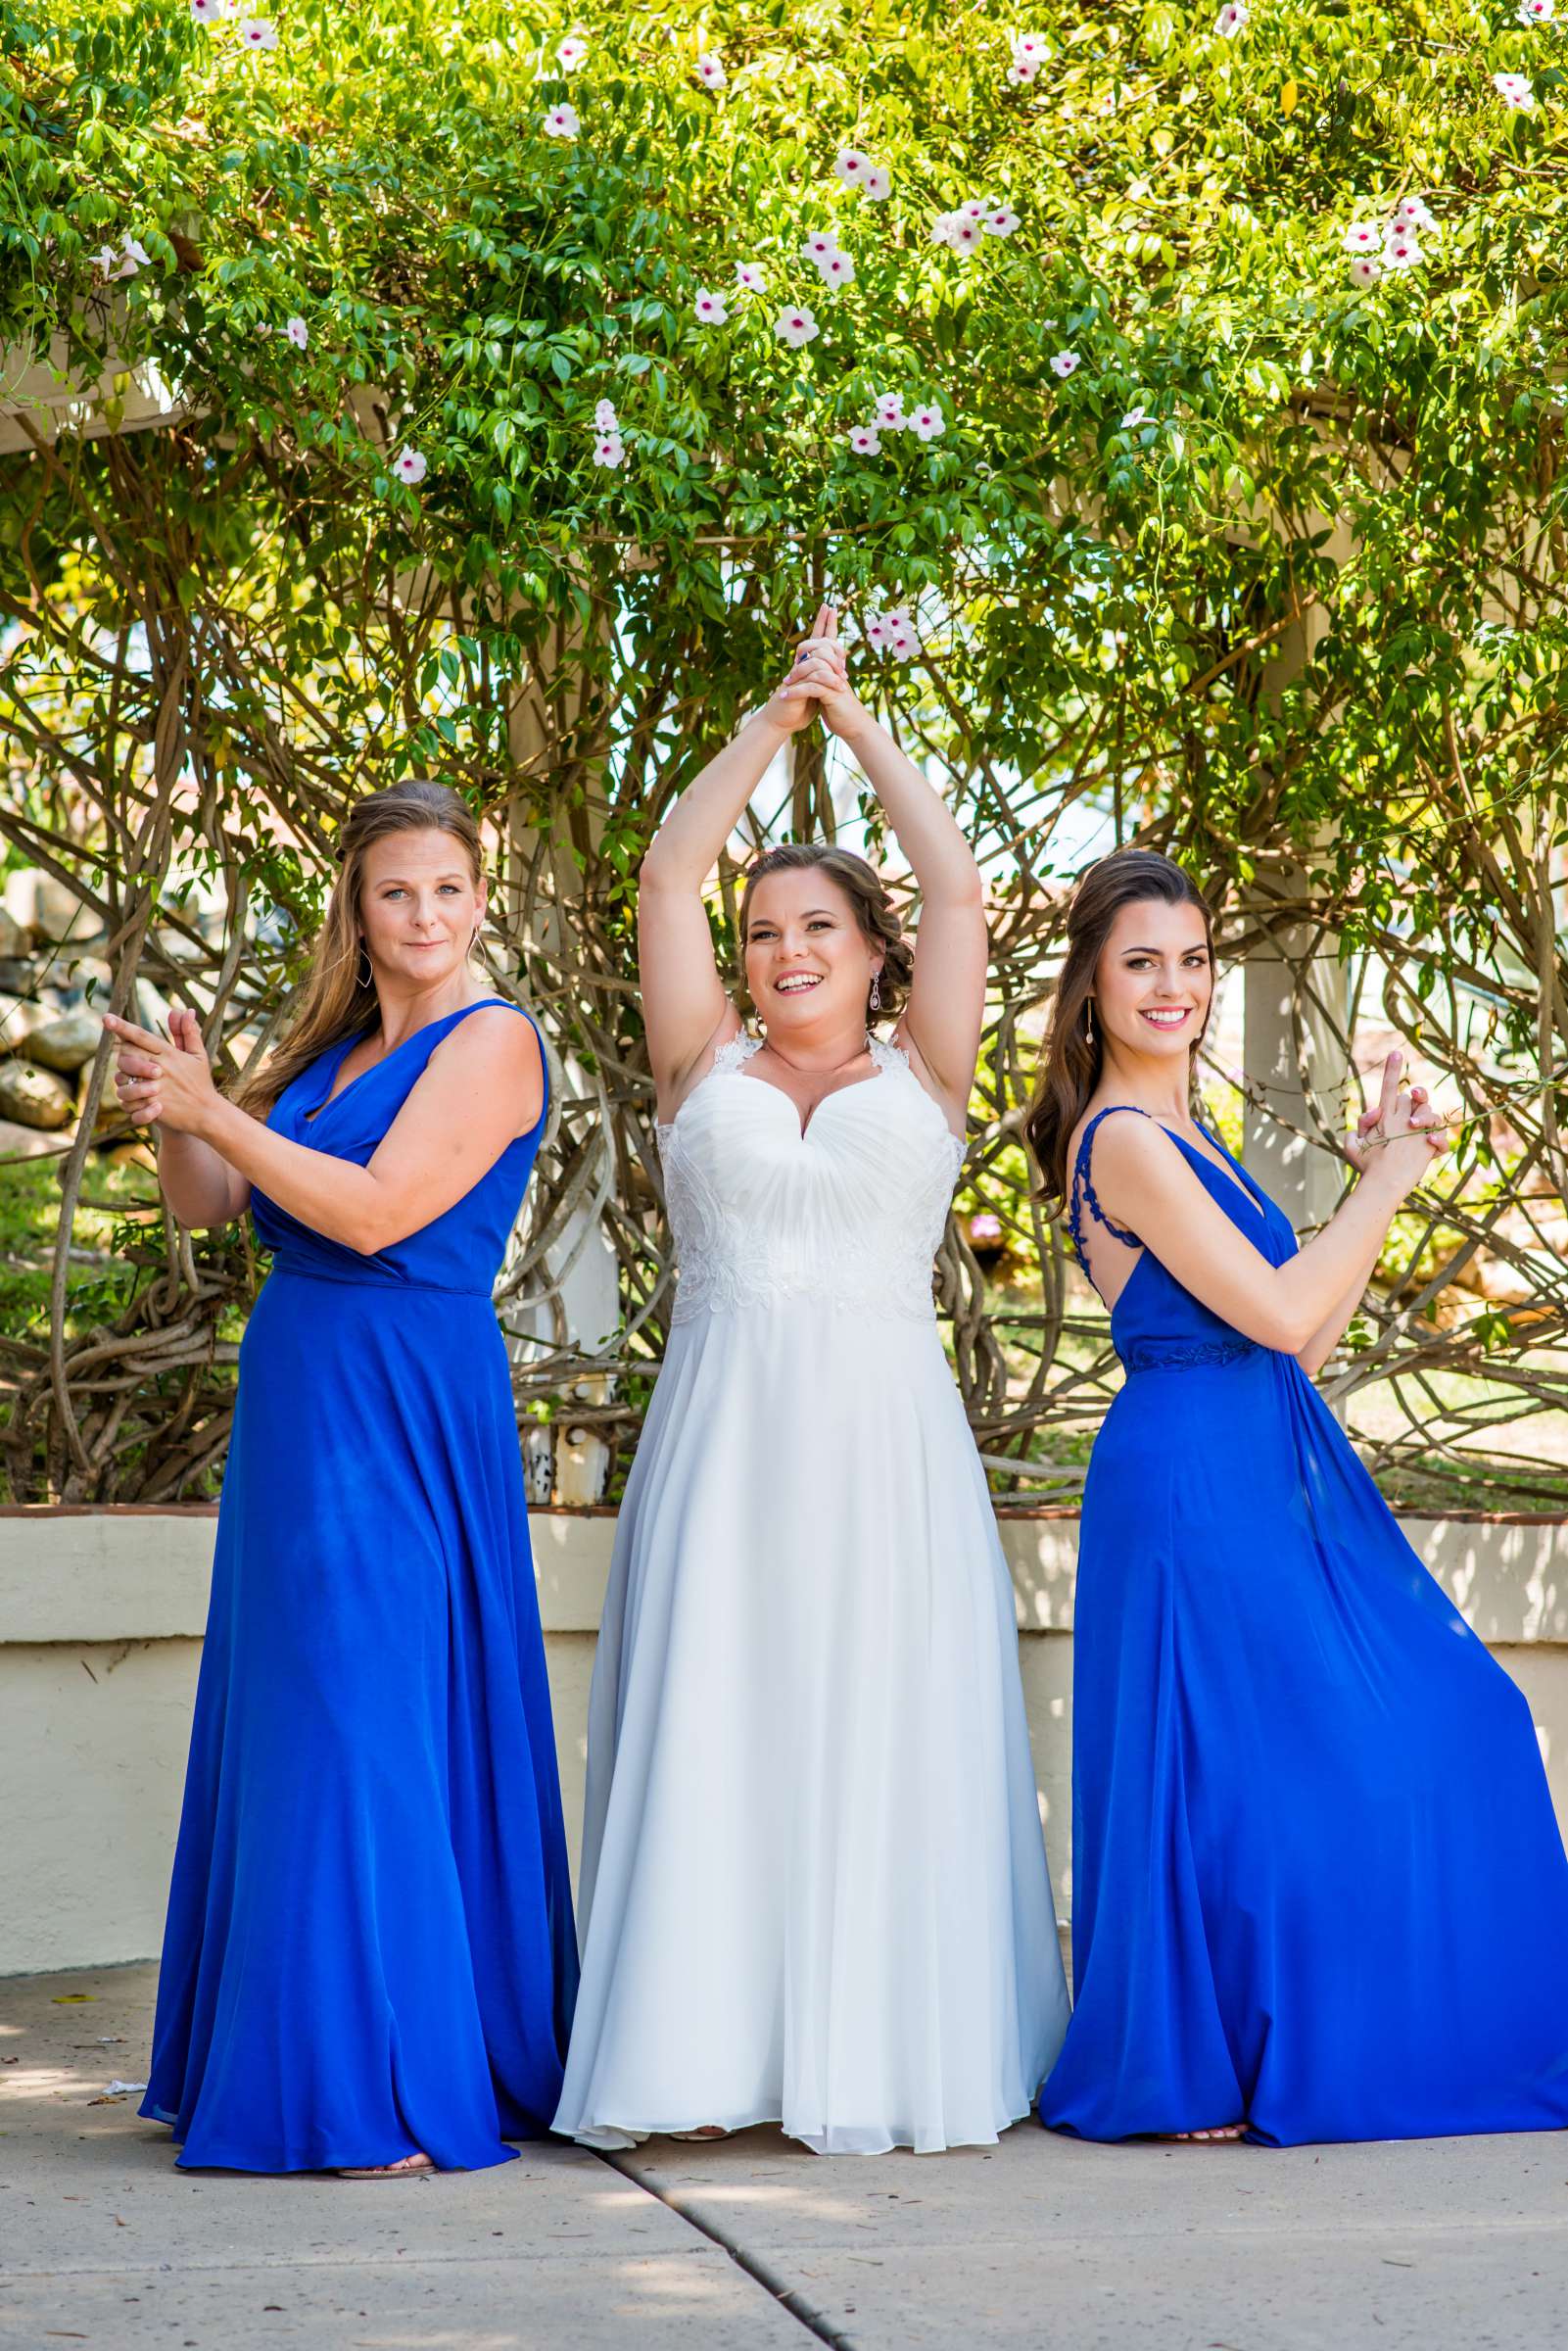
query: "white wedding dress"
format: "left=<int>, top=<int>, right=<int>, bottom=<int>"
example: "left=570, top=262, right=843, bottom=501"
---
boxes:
left=552, top=1030, right=1069, bottom=2153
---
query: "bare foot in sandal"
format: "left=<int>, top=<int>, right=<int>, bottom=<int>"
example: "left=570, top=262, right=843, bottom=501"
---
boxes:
left=1162, top=2123, right=1248, bottom=2143
left=667, top=2127, right=730, bottom=2142
left=338, top=2150, right=438, bottom=2178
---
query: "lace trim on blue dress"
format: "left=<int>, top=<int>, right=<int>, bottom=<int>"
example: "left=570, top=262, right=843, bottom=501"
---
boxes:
left=1122, top=1336, right=1257, bottom=1373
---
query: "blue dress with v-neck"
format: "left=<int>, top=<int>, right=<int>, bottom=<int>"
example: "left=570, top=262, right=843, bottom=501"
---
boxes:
left=1038, top=1104, right=1568, bottom=2145
left=140, top=999, right=578, bottom=2171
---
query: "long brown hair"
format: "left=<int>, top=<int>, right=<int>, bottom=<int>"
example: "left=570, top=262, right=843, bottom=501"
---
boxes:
left=1024, top=848, right=1215, bottom=1213
left=234, top=780, right=484, bottom=1119
left=736, top=842, right=914, bottom=1029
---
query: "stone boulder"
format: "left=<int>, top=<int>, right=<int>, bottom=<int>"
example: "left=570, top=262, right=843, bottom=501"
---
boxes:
left=0, top=909, right=27, bottom=959
left=0, top=1115, right=72, bottom=1164
left=0, top=993, right=49, bottom=1052
left=0, top=1058, right=74, bottom=1129
left=23, top=1007, right=105, bottom=1073
left=4, top=868, right=100, bottom=945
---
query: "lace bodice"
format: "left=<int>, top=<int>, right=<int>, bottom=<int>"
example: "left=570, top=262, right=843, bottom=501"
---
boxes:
left=656, top=1032, right=966, bottom=1325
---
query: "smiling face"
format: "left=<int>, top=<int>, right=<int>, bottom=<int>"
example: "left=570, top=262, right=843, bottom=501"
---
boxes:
left=1093, top=894, right=1212, bottom=1064
left=742, top=867, right=881, bottom=1039
left=356, top=826, right=486, bottom=990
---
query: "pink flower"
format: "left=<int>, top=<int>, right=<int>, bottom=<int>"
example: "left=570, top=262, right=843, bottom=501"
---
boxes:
left=864, top=614, right=889, bottom=649
left=1394, top=196, right=1437, bottom=230
left=94, top=234, right=150, bottom=282
left=1518, top=0, right=1553, bottom=21
left=555, top=36, right=588, bottom=72
left=695, top=52, right=728, bottom=88
left=1012, top=32, right=1048, bottom=61
left=949, top=218, right=983, bottom=253
left=1382, top=229, right=1421, bottom=270
left=801, top=230, right=840, bottom=265
left=1494, top=72, right=1535, bottom=108
left=874, top=392, right=907, bottom=429
left=189, top=0, right=219, bottom=21
left=864, top=166, right=892, bottom=201
left=930, top=213, right=962, bottom=247
left=1050, top=350, right=1079, bottom=378
left=735, top=261, right=767, bottom=292
left=775, top=306, right=820, bottom=348
left=693, top=288, right=729, bottom=325
left=816, top=250, right=856, bottom=288
left=393, top=447, right=427, bottom=486
left=239, top=16, right=277, bottom=48
left=833, top=149, right=871, bottom=189
left=543, top=104, right=580, bottom=137
left=909, top=403, right=944, bottom=441
left=983, top=206, right=1021, bottom=236
left=847, top=425, right=881, bottom=455
left=960, top=199, right=990, bottom=221
left=1007, top=58, right=1039, bottom=84
left=593, top=432, right=626, bottom=468
left=1348, top=255, right=1382, bottom=289
left=285, top=314, right=309, bottom=350
left=886, top=629, right=918, bottom=663
left=1119, top=405, right=1149, bottom=430
left=1343, top=221, right=1381, bottom=253
left=1214, top=1, right=1248, bottom=33
left=594, top=398, right=619, bottom=431
left=970, top=1212, right=1004, bottom=1243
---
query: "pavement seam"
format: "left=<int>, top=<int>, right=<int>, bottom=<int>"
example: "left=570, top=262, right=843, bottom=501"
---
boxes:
left=600, top=2153, right=859, bottom=2351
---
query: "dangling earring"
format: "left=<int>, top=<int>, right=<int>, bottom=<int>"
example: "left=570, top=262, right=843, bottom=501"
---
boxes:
left=1084, top=998, right=1095, bottom=1048
left=869, top=968, right=882, bottom=1014
left=356, top=940, right=373, bottom=989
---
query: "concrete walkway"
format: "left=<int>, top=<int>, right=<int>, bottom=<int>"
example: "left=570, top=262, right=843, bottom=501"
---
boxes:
left=3, top=1967, right=1566, bottom=2351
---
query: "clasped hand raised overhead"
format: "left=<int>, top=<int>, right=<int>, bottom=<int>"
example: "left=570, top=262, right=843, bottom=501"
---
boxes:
left=763, top=604, right=870, bottom=744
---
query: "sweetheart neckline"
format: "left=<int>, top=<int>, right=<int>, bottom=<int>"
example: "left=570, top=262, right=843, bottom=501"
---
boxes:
left=659, top=1047, right=966, bottom=1155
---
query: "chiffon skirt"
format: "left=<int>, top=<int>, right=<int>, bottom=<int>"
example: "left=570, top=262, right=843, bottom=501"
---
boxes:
left=553, top=1300, right=1069, bottom=2153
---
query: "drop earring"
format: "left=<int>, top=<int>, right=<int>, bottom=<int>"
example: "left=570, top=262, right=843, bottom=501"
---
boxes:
left=869, top=969, right=883, bottom=1014
left=356, top=940, right=373, bottom=989
left=1084, top=998, right=1095, bottom=1048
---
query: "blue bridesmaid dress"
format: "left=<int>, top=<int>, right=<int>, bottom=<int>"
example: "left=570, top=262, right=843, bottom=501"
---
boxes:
left=1039, top=1105, right=1568, bottom=2145
left=141, top=998, right=578, bottom=2171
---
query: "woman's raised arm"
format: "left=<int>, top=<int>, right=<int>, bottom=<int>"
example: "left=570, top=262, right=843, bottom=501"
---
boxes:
left=783, top=614, right=987, bottom=1128
left=640, top=606, right=833, bottom=1116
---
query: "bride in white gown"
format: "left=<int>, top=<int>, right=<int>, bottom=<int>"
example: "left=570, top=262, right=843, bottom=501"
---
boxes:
left=553, top=608, right=1069, bottom=2154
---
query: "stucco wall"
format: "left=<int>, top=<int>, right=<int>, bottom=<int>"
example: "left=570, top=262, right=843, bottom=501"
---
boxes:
left=2, top=1507, right=1564, bottom=1977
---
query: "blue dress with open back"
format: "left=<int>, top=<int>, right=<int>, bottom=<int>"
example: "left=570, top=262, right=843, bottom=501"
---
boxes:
left=1038, top=1105, right=1568, bottom=2145
left=140, top=998, right=578, bottom=2172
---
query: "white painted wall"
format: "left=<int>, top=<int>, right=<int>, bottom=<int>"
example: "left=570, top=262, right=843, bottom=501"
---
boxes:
left=2, top=1509, right=1565, bottom=1977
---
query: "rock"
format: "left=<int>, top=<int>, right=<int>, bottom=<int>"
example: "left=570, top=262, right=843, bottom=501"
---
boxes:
left=0, top=993, right=49, bottom=1051
left=0, top=1057, right=74, bottom=1129
left=7, top=869, right=100, bottom=945
left=0, top=1115, right=72, bottom=1164
left=0, top=909, right=27, bottom=959
left=23, top=1007, right=105, bottom=1073
left=43, top=953, right=113, bottom=1007
left=0, top=959, right=36, bottom=995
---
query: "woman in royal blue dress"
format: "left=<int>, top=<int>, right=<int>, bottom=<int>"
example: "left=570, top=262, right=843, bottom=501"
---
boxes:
left=104, top=781, right=577, bottom=2175
left=1027, top=847, right=1568, bottom=2146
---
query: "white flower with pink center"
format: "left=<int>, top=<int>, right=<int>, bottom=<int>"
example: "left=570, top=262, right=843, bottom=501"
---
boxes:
left=1050, top=350, right=1079, bottom=378
left=1348, top=255, right=1382, bottom=289
left=950, top=218, right=984, bottom=253
left=735, top=261, right=767, bottom=292
left=1007, top=58, right=1039, bottom=84
left=959, top=199, right=990, bottom=221
left=1214, top=1, right=1248, bottom=33
left=775, top=306, right=820, bottom=348
left=240, top=16, right=278, bottom=48
left=556, top=36, right=588, bottom=71
left=817, top=250, right=856, bottom=288
left=394, top=448, right=428, bottom=486
left=593, top=433, right=626, bottom=468
left=693, top=288, right=730, bottom=325
left=847, top=425, right=881, bottom=455
left=285, top=314, right=309, bottom=350
left=874, top=392, right=907, bottom=430
left=833, top=149, right=872, bottom=190
left=594, top=398, right=619, bottom=431
left=1494, top=72, right=1535, bottom=106
left=1518, top=0, right=1553, bottom=22
left=864, top=166, right=892, bottom=201
left=909, top=404, right=945, bottom=441
left=1119, top=406, right=1149, bottom=430
left=1394, top=196, right=1437, bottom=231
left=544, top=104, right=580, bottom=137
left=1382, top=228, right=1421, bottom=270
left=1344, top=221, right=1381, bottom=253
left=801, top=231, right=840, bottom=266
left=1012, top=33, right=1048, bottom=62
left=696, top=52, right=728, bottom=88
left=983, top=206, right=1021, bottom=236
left=189, top=0, right=219, bottom=22
left=930, top=214, right=961, bottom=247
left=864, top=614, right=890, bottom=649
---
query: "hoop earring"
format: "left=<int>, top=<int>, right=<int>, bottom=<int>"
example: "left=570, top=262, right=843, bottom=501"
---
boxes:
left=1084, top=998, right=1095, bottom=1047
left=869, top=969, right=882, bottom=1014
left=356, top=941, right=373, bottom=990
